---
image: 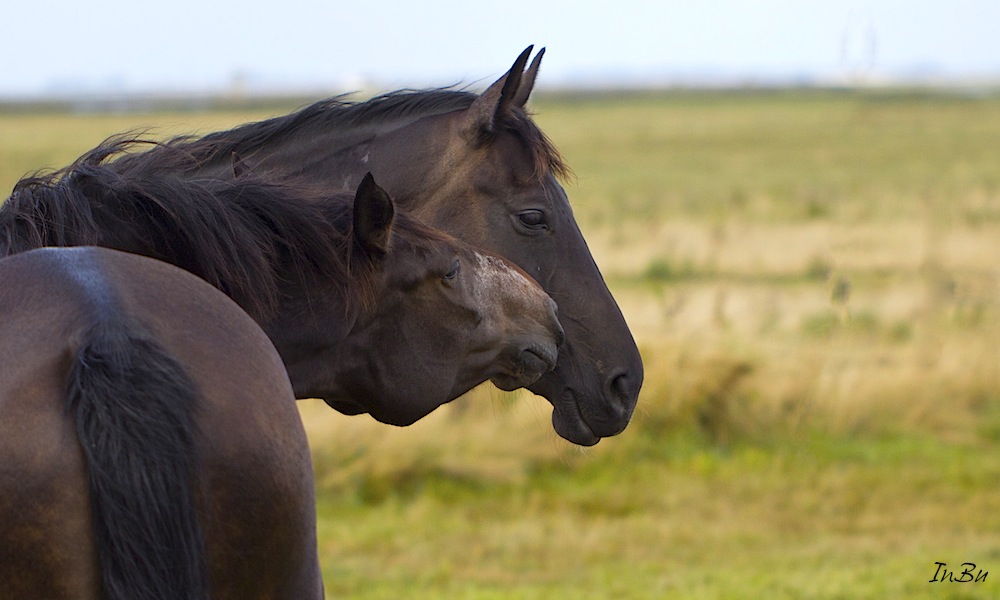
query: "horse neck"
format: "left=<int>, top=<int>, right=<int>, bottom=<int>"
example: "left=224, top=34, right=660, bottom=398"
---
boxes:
left=259, top=281, right=360, bottom=401
left=181, top=117, right=354, bottom=185
left=220, top=112, right=452, bottom=199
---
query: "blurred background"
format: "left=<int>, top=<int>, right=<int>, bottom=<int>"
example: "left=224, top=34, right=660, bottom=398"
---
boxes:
left=4, top=1, right=1000, bottom=598
left=4, top=0, right=1000, bottom=98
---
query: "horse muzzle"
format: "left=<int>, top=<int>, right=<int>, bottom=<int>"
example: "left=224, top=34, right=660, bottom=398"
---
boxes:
left=490, top=337, right=560, bottom=391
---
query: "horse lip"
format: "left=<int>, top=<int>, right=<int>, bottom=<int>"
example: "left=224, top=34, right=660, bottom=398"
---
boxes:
left=488, top=343, right=556, bottom=391
left=522, top=343, right=558, bottom=374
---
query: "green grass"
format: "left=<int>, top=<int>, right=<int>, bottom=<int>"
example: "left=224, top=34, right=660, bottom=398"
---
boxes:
left=4, top=89, right=1000, bottom=598
left=308, top=410, right=1000, bottom=599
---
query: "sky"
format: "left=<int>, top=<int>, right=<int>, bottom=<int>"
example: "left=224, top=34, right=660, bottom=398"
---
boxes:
left=3, top=0, right=1000, bottom=97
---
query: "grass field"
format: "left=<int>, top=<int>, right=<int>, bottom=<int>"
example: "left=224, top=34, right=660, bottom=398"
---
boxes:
left=4, top=89, right=1000, bottom=598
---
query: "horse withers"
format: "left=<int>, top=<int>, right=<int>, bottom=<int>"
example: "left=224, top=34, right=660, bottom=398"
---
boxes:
left=110, top=46, right=643, bottom=446
left=0, top=247, right=321, bottom=599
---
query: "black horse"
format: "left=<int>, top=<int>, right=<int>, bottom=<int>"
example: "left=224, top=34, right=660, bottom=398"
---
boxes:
left=106, top=46, right=642, bottom=446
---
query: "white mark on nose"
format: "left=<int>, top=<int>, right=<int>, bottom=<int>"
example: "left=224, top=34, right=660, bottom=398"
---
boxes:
left=471, top=251, right=546, bottom=310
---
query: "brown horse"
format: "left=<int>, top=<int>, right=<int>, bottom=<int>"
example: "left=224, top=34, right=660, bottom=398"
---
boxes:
left=2, top=150, right=563, bottom=426
left=0, top=246, right=322, bottom=599
left=109, top=46, right=642, bottom=445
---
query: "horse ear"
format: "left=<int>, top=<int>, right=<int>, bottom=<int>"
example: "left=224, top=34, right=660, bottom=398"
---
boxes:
left=353, top=172, right=395, bottom=256
left=462, top=45, right=534, bottom=144
left=511, top=47, right=544, bottom=108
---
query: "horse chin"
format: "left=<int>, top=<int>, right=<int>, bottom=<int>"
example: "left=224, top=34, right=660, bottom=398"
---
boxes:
left=489, top=373, right=602, bottom=448
left=551, top=390, right=601, bottom=447
left=321, top=397, right=368, bottom=416
left=489, top=374, right=523, bottom=392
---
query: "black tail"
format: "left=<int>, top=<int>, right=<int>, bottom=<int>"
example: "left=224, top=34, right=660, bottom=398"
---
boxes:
left=66, top=319, right=207, bottom=600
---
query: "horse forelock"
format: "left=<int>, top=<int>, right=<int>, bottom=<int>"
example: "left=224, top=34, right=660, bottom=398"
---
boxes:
left=501, top=108, right=572, bottom=183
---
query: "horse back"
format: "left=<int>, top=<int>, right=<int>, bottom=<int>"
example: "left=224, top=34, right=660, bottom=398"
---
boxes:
left=0, top=247, right=322, bottom=599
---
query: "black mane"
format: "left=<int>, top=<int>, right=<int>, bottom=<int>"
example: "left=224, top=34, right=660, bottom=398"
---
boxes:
left=111, top=88, right=570, bottom=181
left=1, top=137, right=376, bottom=320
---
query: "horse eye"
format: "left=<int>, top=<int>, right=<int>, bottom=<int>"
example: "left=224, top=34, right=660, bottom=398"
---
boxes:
left=443, top=259, right=460, bottom=281
left=517, top=210, right=547, bottom=230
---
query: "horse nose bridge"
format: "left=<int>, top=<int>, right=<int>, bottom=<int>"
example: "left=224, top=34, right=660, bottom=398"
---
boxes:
left=515, top=294, right=563, bottom=354
left=506, top=303, right=561, bottom=370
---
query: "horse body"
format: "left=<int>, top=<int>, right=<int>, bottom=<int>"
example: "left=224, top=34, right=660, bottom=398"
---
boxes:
left=110, top=47, right=643, bottom=445
left=0, top=247, right=322, bottom=599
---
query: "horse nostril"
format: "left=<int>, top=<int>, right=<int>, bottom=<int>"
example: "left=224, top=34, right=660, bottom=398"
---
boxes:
left=596, top=371, right=639, bottom=436
left=609, top=372, right=636, bottom=405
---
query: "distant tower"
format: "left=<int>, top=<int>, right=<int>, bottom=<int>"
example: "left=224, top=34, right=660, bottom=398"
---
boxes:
left=227, top=70, right=248, bottom=99
left=840, top=13, right=878, bottom=83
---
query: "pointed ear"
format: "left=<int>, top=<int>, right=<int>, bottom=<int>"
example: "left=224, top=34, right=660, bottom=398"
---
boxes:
left=353, top=172, right=394, bottom=256
left=511, top=47, right=544, bottom=108
left=462, top=45, right=534, bottom=144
